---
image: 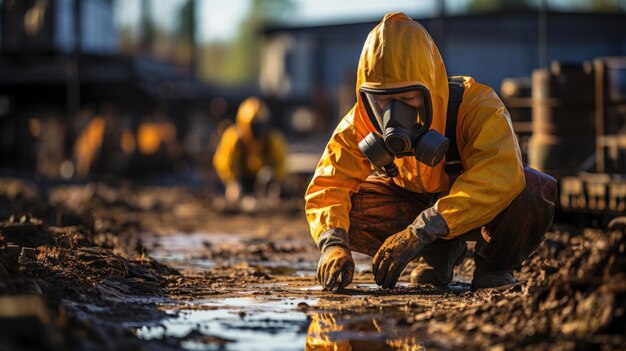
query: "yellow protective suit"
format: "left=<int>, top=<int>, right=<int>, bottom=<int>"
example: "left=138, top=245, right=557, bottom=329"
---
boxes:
left=305, top=13, right=525, bottom=244
left=74, top=116, right=106, bottom=177
left=213, top=97, right=288, bottom=185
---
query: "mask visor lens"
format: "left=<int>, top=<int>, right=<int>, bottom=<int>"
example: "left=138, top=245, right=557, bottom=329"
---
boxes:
left=361, top=89, right=428, bottom=132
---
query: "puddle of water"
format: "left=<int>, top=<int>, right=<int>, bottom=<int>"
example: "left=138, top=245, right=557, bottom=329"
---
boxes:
left=142, top=232, right=317, bottom=275
left=137, top=233, right=465, bottom=350
left=448, top=282, right=472, bottom=291
left=299, top=282, right=411, bottom=292
left=353, top=283, right=409, bottom=289
left=143, top=232, right=242, bottom=247
left=141, top=232, right=234, bottom=269
left=131, top=296, right=429, bottom=351
left=134, top=297, right=318, bottom=351
left=306, top=312, right=427, bottom=351
left=353, top=252, right=374, bottom=274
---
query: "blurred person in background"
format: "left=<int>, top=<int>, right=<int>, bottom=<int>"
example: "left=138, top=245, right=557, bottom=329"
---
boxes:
left=74, top=110, right=182, bottom=178
left=213, top=96, right=288, bottom=208
left=305, top=13, right=557, bottom=292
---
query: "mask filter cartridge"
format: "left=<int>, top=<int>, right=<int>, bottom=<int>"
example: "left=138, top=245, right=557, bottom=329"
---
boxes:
left=358, top=133, right=399, bottom=177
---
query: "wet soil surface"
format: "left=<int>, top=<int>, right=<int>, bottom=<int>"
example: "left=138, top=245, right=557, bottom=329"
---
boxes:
left=0, top=177, right=625, bottom=350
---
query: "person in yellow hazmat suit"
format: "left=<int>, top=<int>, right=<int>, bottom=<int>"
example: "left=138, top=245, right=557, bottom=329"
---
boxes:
left=213, top=96, right=288, bottom=204
left=305, top=13, right=557, bottom=291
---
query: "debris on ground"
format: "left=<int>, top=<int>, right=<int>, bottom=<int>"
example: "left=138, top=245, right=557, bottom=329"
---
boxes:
left=0, top=177, right=624, bottom=350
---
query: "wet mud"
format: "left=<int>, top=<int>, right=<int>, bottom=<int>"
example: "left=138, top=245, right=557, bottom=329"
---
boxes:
left=0, top=177, right=625, bottom=350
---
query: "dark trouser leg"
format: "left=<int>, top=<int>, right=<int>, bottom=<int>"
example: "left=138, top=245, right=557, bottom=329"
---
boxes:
left=347, top=176, right=435, bottom=256
left=240, top=175, right=256, bottom=194
left=348, top=175, right=466, bottom=286
left=348, top=167, right=557, bottom=272
left=473, top=167, right=557, bottom=270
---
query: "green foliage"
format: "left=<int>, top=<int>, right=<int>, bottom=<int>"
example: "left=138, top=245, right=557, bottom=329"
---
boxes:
left=140, top=0, right=156, bottom=52
left=571, top=0, right=626, bottom=11
left=199, top=0, right=295, bottom=86
left=467, top=0, right=532, bottom=12
left=178, top=0, right=195, bottom=44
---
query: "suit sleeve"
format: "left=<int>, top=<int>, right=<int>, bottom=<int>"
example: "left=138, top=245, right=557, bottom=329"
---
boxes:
left=213, top=126, right=241, bottom=184
left=434, top=84, right=525, bottom=238
left=304, top=110, right=372, bottom=246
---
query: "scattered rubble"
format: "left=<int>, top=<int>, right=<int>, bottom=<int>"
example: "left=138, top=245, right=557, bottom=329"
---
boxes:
left=0, top=177, right=624, bottom=350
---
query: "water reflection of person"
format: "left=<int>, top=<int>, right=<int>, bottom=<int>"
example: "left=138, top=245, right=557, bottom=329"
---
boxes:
left=213, top=96, right=288, bottom=203
left=305, top=314, right=351, bottom=351
left=305, top=313, right=422, bottom=351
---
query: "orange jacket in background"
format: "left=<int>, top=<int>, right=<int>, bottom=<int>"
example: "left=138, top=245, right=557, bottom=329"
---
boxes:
left=213, top=97, right=288, bottom=184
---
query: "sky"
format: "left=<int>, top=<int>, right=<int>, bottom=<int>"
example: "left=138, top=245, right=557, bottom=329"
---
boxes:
left=114, top=0, right=619, bottom=44
left=114, top=0, right=444, bottom=43
left=195, top=0, right=593, bottom=42
left=199, top=0, right=440, bottom=42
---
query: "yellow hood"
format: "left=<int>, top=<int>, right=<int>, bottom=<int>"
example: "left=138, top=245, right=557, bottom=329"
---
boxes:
left=355, top=12, right=449, bottom=136
left=235, top=96, right=270, bottom=140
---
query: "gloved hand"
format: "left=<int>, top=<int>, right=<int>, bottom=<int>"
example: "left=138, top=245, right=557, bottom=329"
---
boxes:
left=372, top=227, right=425, bottom=289
left=317, top=245, right=355, bottom=292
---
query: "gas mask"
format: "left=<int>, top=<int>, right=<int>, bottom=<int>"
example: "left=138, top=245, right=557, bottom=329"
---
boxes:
left=249, top=105, right=271, bottom=139
left=358, top=86, right=449, bottom=177
left=250, top=119, right=270, bottom=138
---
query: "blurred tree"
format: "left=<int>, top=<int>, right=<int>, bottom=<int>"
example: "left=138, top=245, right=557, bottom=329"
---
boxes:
left=115, top=0, right=138, bottom=54
left=200, top=0, right=295, bottom=86
left=573, top=0, right=626, bottom=11
left=467, top=0, right=532, bottom=12
left=178, top=0, right=195, bottom=44
left=140, top=0, right=156, bottom=54
left=176, top=0, right=196, bottom=72
left=115, top=0, right=178, bottom=61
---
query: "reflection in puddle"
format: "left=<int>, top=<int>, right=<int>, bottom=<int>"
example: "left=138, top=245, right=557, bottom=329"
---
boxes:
left=299, top=282, right=411, bottom=292
left=138, top=233, right=462, bottom=350
left=142, top=232, right=317, bottom=274
left=133, top=296, right=426, bottom=351
left=141, top=232, right=235, bottom=269
left=306, top=312, right=425, bottom=351
left=136, top=297, right=318, bottom=351
left=353, top=252, right=374, bottom=273
left=353, top=283, right=410, bottom=289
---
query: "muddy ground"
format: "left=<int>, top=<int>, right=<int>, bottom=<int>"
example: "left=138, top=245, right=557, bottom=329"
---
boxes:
left=0, top=177, right=625, bottom=351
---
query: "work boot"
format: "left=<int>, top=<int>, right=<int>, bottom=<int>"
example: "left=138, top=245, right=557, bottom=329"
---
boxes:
left=471, top=257, right=516, bottom=290
left=410, top=238, right=468, bottom=286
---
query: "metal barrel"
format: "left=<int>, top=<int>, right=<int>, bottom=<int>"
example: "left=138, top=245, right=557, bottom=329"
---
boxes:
left=528, top=61, right=596, bottom=177
left=501, top=77, right=533, bottom=163
left=500, top=77, right=532, bottom=122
